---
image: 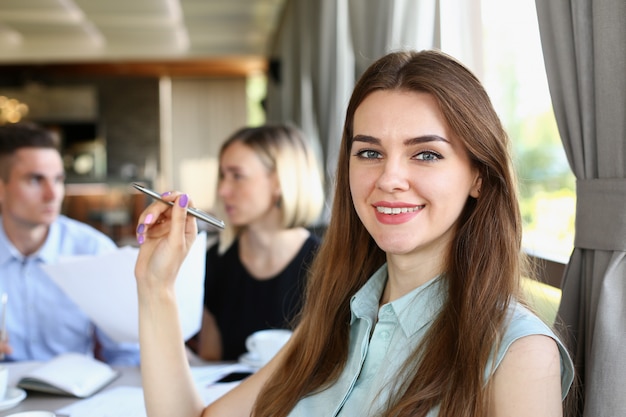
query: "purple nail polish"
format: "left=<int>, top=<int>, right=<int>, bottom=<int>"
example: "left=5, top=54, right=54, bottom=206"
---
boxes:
left=137, top=223, right=145, bottom=234
left=179, top=194, right=189, bottom=207
left=161, top=191, right=172, bottom=197
left=145, top=213, right=154, bottom=224
left=137, top=234, right=145, bottom=245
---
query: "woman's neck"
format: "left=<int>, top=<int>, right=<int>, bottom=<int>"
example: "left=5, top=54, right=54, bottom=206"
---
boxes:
left=382, top=252, right=443, bottom=304
left=238, top=227, right=310, bottom=280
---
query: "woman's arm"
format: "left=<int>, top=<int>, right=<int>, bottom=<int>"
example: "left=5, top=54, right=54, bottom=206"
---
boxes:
left=490, top=334, right=563, bottom=417
left=135, top=192, right=280, bottom=417
left=135, top=192, right=205, bottom=417
left=197, top=308, right=223, bottom=360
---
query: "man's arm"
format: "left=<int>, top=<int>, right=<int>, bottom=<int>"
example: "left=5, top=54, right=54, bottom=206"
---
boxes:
left=95, top=328, right=141, bottom=366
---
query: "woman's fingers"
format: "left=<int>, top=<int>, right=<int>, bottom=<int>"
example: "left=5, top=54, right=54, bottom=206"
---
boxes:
left=169, top=193, right=198, bottom=251
left=134, top=191, right=198, bottom=284
left=136, top=192, right=179, bottom=244
left=169, top=193, right=189, bottom=247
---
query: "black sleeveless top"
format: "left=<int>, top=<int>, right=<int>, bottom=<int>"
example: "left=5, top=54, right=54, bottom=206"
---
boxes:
left=204, top=235, right=320, bottom=360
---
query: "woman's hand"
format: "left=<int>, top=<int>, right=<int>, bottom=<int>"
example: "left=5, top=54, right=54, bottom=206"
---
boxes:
left=134, top=192, right=207, bottom=417
left=134, top=192, right=198, bottom=293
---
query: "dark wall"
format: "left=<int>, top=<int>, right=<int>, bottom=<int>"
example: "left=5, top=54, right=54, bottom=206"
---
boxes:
left=96, top=77, right=160, bottom=179
left=0, top=72, right=161, bottom=181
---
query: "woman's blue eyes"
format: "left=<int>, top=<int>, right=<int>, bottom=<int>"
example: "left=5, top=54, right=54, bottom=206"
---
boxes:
left=415, top=151, right=442, bottom=161
left=356, top=150, right=382, bottom=159
left=354, top=149, right=442, bottom=161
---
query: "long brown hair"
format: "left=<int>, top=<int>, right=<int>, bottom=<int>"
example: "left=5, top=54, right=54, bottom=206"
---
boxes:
left=253, top=49, right=523, bottom=417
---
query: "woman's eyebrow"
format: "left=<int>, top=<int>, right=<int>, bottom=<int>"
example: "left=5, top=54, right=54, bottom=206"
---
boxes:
left=404, top=135, right=450, bottom=145
left=352, top=134, right=450, bottom=145
left=352, top=135, right=380, bottom=145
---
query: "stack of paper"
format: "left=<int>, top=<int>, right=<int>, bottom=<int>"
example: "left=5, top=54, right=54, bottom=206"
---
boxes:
left=41, top=232, right=207, bottom=342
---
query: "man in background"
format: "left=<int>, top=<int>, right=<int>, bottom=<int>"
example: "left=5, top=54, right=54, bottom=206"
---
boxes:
left=0, top=122, right=139, bottom=365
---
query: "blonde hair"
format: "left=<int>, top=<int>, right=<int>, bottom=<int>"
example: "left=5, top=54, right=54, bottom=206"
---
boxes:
left=217, top=124, right=325, bottom=253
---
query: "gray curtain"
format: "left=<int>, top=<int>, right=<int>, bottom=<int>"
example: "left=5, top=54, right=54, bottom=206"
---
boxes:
left=264, top=0, right=354, bottom=186
left=535, top=1, right=626, bottom=416
left=264, top=0, right=438, bottom=191
left=348, top=0, right=437, bottom=77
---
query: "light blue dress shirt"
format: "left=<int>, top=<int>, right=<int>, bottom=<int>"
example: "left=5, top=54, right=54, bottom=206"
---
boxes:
left=0, top=215, right=140, bottom=365
left=289, top=264, right=574, bottom=417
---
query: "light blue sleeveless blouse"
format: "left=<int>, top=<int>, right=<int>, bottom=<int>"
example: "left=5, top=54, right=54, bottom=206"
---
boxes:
left=287, top=264, right=574, bottom=417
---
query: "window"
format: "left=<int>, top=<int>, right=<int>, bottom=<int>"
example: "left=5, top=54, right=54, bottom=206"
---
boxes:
left=247, top=72, right=267, bottom=126
left=481, top=0, right=576, bottom=263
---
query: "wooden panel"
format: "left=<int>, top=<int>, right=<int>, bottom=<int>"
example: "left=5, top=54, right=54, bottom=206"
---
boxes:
left=0, top=58, right=267, bottom=78
left=164, top=77, right=247, bottom=210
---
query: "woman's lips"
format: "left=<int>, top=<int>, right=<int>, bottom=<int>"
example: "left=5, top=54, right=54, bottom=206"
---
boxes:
left=375, top=205, right=423, bottom=214
left=373, top=204, right=424, bottom=225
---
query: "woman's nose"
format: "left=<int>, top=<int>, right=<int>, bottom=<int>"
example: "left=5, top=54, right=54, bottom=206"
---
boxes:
left=376, top=160, right=410, bottom=192
left=217, top=181, right=230, bottom=199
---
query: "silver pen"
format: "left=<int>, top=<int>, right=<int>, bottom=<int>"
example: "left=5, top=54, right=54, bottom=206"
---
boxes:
left=131, top=183, right=225, bottom=230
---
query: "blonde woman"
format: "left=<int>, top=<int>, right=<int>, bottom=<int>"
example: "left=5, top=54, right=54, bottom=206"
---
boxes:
left=194, top=125, right=325, bottom=361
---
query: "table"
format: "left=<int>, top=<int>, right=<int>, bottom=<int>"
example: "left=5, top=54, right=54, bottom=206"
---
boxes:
left=0, top=361, right=142, bottom=416
left=0, top=355, right=249, bottom=417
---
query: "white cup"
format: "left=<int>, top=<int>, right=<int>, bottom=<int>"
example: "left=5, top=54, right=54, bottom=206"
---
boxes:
left=245, top=329, right=292, bottom=365
left=0, top=365, right=8, bottom=400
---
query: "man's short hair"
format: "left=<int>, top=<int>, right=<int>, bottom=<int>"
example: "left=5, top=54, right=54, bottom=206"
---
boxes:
left=0, top=122, right=60, bottom=181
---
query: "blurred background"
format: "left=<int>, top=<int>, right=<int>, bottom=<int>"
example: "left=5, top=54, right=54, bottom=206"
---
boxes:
left=0, top=0, right=574, bottom=273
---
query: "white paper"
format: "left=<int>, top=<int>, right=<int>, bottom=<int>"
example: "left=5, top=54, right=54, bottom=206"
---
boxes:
left=41, top=232, right=207, bottom=343
left=56, top=386, right=146, bottom=417
left=55, top=364, right=250, bottom=417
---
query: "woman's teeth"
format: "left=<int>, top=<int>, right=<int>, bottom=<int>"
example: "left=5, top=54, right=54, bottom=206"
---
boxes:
left=376, top=206, right=421, bottom=214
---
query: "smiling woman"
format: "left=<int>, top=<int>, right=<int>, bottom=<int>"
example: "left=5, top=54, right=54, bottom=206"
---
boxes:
left=133, top=50, right=574, bottom=417
left=350, top=90, right=480, bottom=271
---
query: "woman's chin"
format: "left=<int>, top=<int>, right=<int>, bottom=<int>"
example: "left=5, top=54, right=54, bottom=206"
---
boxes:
left=372, top=236, right=419, bottom=255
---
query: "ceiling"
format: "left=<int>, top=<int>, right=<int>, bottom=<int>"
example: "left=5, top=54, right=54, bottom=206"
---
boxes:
left=0, top=0, right=286, bottom=65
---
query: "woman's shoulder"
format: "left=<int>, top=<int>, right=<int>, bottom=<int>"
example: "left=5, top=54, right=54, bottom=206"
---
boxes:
left=205, top=239, right=241, bottom=276
left=289, top=232, right=321, bottom=266
left=207, top=238, right=237, bottom=258
left=504, top=302, right=555, bottom=339
left=303, top=232, right=321, bottom=252
left=491, top=301, right=574, bottom=398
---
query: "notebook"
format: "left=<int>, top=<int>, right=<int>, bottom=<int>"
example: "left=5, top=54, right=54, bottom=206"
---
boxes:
left=17, top=352, right=120, bottom=398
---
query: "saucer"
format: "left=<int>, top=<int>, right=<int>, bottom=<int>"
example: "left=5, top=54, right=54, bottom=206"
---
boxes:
left=0, top=387, right=27, bottom=411
left=238, top=352, right=265, bottom=368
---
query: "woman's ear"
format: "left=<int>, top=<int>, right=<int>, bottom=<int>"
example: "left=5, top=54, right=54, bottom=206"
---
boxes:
left=470, top=175, right=482, bottom=198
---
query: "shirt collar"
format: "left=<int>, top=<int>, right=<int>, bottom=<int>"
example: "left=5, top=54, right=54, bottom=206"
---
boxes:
left=350, top=264, right=388, bottom=324
left=0, top=219, right=19, bottom=265
left=391, top=275, right=445, bottom=337
left=350, top=263, right=446, bottom=337
left=36, top=221, right=61, bottom=263
left=0, top=216, right=59, bottom=265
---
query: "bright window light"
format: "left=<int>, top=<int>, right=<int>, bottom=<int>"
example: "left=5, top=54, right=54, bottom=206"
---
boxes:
left=481, top=0, right=576, bottom=263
